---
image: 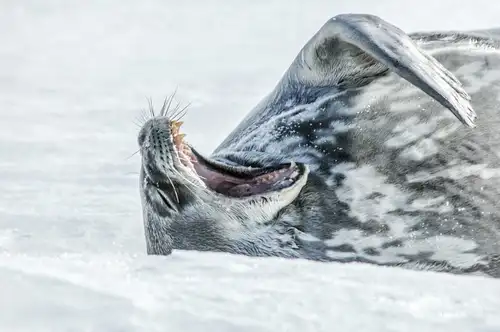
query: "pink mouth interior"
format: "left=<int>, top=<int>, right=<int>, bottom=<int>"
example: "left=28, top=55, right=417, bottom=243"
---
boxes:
left=172, top=130, right=299, bottom=197
left=192, top=161, right=299, bottom=197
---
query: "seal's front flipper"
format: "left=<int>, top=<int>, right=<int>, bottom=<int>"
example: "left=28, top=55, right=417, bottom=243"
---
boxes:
left=287, top=14, right=476, bottom=127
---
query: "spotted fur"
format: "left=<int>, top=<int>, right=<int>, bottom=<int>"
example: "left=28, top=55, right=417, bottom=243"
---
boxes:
left=139, top=14, right=500, bottom=278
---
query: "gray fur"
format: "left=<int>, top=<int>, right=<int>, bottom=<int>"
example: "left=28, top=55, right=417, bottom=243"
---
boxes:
left=138, top=14, right=500, bottom=278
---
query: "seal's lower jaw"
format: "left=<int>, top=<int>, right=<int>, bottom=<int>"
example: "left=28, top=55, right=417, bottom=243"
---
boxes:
left=170, top=121, right=308, bottom=200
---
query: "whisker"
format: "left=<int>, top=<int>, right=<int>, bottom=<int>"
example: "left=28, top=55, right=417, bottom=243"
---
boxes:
left=159, top=96, right=168, bottom=117
left=171, top=102, right=190, bottom=120
left=177, top=179, right=199, bottom=200
left=147, top=97, right=155, bottom=118
left=175, top=156, right=207, bottom=181
left=133, top=114, right=148, bottom=127
left=160, top=92, right=174, bottom=117
left=165, top=173, right=180, bottom=204
left=125, top=149, right=141, bottom=160
left=169, top=102, right=181, bottom=118
left=171, top=169, right=209, bottom=208
left=178, top=161, right=207, bottom=182
left=172, top=103, right=191, bottom=121
left=151, top=100, right=159, bottom=132
left=139, top=108, right=150, bottom=123
left=175, top=171, right=202, bottom=191
left=132, top=108, right=150, bottom=130
left=171, top=168, right=199, bottom=193
left=172, top=167, right=203, bottom=191
left=165, top=88, right=178, bottom=117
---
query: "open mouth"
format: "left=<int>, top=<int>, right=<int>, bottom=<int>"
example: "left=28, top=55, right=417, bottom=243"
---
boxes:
left=169, top=120, right=304, bottom=198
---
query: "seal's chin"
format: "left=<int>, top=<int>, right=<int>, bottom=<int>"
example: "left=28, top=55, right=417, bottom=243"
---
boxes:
left=170, top=121, right=305, bottom=198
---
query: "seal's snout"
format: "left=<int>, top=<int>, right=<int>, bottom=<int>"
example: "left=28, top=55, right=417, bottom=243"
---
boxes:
left=139, top=114, right=309, bottom=201
left=138, top=117, right=191, bottom=168
left=138, top=115, right=198, bottom=214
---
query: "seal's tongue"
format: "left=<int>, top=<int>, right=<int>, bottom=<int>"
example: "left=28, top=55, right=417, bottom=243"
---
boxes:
left=192, top=160, right=301, bottom=198
left=226, top=175, right=296, bottom=197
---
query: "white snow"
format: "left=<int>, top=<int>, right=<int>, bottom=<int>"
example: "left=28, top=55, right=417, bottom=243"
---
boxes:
left=1, top=252, right=500, bottom=332
left=1, top=0, right=500, bottom=331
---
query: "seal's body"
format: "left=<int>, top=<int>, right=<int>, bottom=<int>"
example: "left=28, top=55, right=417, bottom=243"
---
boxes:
left=138, top=14, right=500, bottom=277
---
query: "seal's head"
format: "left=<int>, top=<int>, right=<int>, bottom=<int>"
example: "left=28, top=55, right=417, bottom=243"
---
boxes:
left=138, top=115, right=309, bottom=256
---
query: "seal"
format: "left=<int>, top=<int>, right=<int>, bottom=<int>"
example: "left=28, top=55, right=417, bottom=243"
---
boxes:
left=137, top=14, right=500, bottom=278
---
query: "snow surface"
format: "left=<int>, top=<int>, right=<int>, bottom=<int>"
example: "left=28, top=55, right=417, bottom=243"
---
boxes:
left=1, top=0, right=500, bottom=331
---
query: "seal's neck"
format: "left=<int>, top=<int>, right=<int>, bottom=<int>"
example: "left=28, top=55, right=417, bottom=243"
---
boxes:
left=213, top=84, right=344, bottom=153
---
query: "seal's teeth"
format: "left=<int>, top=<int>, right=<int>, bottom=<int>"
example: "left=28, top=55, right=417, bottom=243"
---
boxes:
left=177, top=133, right=186, bottom=141
left=170, top=121, right=183, bottom=134
left=266, top=173, right=277, bottom=181
left=256, top=173, right=278, bottom=184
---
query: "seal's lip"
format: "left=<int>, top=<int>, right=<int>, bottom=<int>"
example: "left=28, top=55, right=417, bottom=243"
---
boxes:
left=167, top=120, right=305, bottom=199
